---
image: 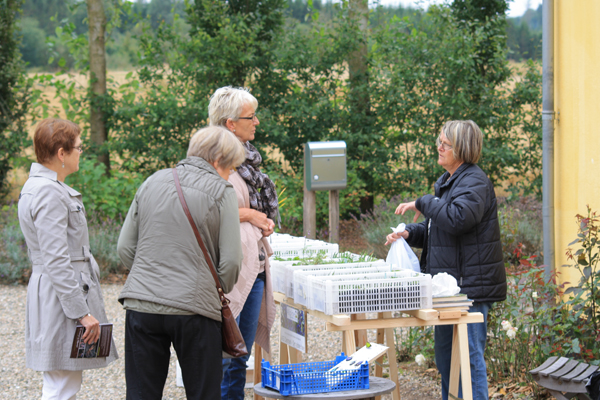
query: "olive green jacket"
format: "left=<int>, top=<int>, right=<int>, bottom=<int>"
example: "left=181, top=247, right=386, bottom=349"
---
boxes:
left=117, top=157, right=242, bottom=321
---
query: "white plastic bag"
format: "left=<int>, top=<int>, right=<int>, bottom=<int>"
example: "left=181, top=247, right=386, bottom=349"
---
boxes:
left=386, top=223, right=421, bottom=272
left=431, top=272, right=461, bottom=297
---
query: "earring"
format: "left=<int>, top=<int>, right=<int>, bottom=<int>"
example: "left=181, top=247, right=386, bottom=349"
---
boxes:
left=233, top=129, right=236, bottom=133
left=62, top=162, right=65, bottom=168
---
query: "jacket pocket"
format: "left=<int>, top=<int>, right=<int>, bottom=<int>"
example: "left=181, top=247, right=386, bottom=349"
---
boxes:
left=69, top=203, right=85, bottom=226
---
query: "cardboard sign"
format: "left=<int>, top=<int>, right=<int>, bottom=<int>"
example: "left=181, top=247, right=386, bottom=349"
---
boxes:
left=280, top=303, right=307, bottom=353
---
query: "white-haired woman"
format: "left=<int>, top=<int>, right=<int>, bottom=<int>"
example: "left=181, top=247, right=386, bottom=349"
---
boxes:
left=385, top=120, right=506, bottom=400
left=209, top=86, right=278, bottom=400
left=117, top=126, right=246, bottom=399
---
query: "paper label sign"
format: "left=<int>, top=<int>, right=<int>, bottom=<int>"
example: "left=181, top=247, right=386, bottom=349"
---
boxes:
left=280, top=303, right=307, bottom=353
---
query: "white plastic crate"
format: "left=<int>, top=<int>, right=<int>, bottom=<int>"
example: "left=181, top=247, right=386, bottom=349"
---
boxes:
left=270, top=260, right=298, bottom=294
left=270, top=242, right=340, bottom=260
left=293, top=265, right=393, bottom=307
left=307, top=271, right=403, bottom=311
left=283, top=261, right=387, bottom=300
left=310, top=270, right=433, bottom=315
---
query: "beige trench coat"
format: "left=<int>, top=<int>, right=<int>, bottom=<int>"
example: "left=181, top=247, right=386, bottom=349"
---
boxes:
left=18, top=163, right=118, bottom=371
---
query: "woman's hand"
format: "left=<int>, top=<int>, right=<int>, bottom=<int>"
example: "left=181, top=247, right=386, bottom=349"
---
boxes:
left=395, top=201, right=421, bottom=223
left=385, top=230, right=409, bottom=246
left=79, top=314, right=100, bottom=344
left=262, top=218, right=275, bottom=238
left=239, top=208, right=273, bottom=233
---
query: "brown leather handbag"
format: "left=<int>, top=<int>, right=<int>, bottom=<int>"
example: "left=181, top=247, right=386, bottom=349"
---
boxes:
left=172, top=168, right=249, bottom=358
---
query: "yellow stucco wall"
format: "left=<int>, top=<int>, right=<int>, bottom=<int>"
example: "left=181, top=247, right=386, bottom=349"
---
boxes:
left=554, top=0, right=600, bottom=286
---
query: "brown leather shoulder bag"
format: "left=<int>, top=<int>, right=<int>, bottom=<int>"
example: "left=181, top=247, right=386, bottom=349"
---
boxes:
left=172, top=168, right=248, bottom=358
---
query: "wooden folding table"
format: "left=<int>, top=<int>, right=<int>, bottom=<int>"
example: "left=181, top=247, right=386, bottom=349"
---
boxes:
left=252, top=292, right=483, bottom=400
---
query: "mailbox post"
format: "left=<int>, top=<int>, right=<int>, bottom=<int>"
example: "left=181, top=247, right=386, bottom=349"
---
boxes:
left=303, top=141, right=347, bottom=243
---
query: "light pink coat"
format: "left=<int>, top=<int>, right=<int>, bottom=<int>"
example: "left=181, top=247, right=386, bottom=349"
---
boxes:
left=226, top=172, right=276, bottom=353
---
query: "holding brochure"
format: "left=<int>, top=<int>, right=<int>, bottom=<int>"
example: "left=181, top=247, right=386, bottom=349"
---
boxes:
left=70, top=323, right=113, bottom=359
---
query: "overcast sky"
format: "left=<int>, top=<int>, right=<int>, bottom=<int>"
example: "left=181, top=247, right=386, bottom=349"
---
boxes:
left=373, top=0, right=543, bottom=18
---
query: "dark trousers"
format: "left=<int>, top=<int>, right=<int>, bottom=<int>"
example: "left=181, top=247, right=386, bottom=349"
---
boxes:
left=125, top=310, right=222, bottom=400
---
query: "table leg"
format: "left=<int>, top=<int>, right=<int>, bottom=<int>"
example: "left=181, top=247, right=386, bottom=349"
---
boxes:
left=449, top=326, right=460, bottom=397
left=289, top=347, right=302, bottom=364
left=279, top=338, right=289, bottom=365
left=353, top=314, right=369, bottom=348
left=374, top=313, right=385, bottom=400
left=254, top=344, right=264, bottom=400
left=383, top=312, right=401, bottom=400
left=457, top=323, right=472, bottom=400
left=449, top=323, right=473, bottom=400
left=344, top=330, right=357, bottom=355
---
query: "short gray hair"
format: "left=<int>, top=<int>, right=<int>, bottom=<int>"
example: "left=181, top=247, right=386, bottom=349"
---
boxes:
left=208, top=86, right=258, bottom=127
left=187, top=126, right=246, bottom=169
left=442, top=120, right=483, bottom=164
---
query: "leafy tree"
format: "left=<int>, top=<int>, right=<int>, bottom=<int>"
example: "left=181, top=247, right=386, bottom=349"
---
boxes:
left=18, top=17, right=48, bottom=67
left=507, top=16, right=542, bottom=61
left=370, top=6, right=541, bottom=196
left=1, top=0, right=33, bottom=199
left=109, top=0, right=287, bottom=174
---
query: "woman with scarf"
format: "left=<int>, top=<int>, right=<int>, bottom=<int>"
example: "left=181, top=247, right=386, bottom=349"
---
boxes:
left=209, top=86, right=278, bottom=400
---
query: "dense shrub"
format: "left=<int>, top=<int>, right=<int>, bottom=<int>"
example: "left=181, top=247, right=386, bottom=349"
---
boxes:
left=354, top=195, right=424, bottom=260
left=0, top=204, right=29, bottom=284
left=357, top=195, right=543, bottom=267
left=1, top=0, right=33, bottom=200
left=393, top=209, right=600, bottom=397
left=0, top=204, right=128, bottom=284
left=65, top=157, right=145, bottom=220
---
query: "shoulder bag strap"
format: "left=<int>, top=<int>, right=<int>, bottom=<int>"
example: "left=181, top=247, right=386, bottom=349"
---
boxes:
left=172, top=168, right=229, bottom=306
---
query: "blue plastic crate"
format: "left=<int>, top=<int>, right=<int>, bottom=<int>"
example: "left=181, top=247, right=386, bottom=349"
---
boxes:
left=261, top=353, right=369, bottom=396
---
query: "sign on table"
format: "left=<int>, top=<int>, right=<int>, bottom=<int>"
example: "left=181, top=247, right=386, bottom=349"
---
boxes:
left=280, top=303, right=307, bottom=353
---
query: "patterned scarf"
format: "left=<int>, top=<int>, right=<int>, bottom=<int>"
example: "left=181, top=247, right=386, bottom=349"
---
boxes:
left=237, top=142, right=280, bottom=225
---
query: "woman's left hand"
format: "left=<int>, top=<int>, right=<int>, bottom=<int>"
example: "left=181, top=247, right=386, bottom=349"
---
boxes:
left=395, top=201, right=421, bottom=223
left=79, top=314, right=100, bottom=344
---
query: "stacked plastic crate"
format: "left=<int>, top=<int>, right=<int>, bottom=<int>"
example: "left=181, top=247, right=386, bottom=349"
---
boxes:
left=268, top=233, right=432, bottom=315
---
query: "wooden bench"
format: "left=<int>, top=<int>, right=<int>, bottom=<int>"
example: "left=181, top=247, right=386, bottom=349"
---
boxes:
left=529, top=356, right=598, bottom=400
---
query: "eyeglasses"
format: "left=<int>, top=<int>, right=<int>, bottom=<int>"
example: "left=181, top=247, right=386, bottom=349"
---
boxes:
left=74, top=145, right=84, bottom=153
left=436, top=137, right=453, bottom=151
left=237, top=114, right=258, bottom=121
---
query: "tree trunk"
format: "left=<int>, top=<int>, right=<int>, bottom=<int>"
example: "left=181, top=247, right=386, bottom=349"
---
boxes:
left=348, top=0, right=369, bottom=112
left=86, top=0, right=109, bottom=173
left=348, top=0, right=374, bottom=214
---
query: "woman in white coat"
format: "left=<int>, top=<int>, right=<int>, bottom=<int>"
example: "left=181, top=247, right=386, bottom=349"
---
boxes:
left=18, top=118, right=118, bottom=399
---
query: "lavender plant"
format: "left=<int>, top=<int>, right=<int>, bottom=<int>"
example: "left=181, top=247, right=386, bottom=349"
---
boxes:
left=0, top=204, right=29, bottom=283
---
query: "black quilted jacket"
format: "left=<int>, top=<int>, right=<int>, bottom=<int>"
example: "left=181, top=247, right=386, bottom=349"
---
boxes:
left=406, top=163, right=507, bottom=302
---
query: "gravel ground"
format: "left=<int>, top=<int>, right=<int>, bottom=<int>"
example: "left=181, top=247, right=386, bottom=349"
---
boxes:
left=0, top=284, right=441, bottom=400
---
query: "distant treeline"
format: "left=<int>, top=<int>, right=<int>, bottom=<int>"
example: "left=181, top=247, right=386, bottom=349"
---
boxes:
left=18, top=0, right=541, bottom=69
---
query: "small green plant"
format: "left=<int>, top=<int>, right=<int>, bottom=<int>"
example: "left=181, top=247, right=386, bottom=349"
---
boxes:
left=564, top=205, right=600, bottom=357
left=394, top=326, right=435, bottom=367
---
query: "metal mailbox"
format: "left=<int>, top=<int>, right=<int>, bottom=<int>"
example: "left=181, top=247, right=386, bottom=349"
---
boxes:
left=304, top=141, right=347, bottom=191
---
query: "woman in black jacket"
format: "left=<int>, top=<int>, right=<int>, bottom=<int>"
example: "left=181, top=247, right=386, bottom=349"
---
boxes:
left=385, top=120, right=506, bottom=400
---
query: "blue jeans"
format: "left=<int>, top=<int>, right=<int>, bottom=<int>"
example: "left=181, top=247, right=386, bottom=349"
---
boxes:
left=435, top=301, right=492, bottom=400
left=221, top=275, right=265, bottom=400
